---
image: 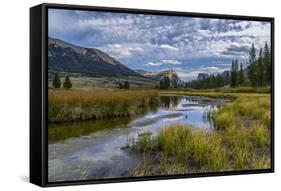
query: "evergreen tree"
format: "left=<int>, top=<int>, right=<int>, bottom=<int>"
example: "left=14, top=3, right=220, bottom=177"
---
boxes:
left=248, top=63, right=257, bottom=86
left=231, top=61, right=235, bottom=87
left=248, top=44, right=258, bottom=86
left=124, top=81, right=130, bottom=89
left=257, top=48, right=264, bottom=86
left=209, top=75, right=216, bottom=88
left=217, top=75, right=223, bottom=87
left=159, top=79, right=164, bottom=89
left=163, top=77, right=167, bottom=88
left=239, top=63, right=244, bottom=86
left=119, top=83, right=123, bottom=89
left=264, top=42, right=271, bottom=85
left=166, top=76, right=170, bottom=88
left=159, top=77, right=169, bottom=89
left=63, top=75, right=72, bottom=89
left=52, top=74, right=61, bottom=88
left=231, top=60, right=238, bottom=87
left=160, top=76, right=170, bottom=89
left=249, top=44, right=256, bottom=65
left=224, top=71, right=230, bottom=85
left=184, top=72, right=230, bottom=90
left=118, top=81, right=130, bottom=89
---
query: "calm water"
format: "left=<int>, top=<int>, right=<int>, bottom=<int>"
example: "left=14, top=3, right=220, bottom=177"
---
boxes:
left=48, top=96, right=225, bottom=182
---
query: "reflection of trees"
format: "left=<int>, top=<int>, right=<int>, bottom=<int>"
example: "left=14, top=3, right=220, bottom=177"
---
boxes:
left=185, top=97, right=191, bottom=102
left=160, top=96, right=181, bottom=110
left=160, top=96, right=170, bottom=108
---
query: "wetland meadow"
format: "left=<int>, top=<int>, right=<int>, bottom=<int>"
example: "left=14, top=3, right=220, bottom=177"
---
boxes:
left=47, top=9, right=272, bottom=182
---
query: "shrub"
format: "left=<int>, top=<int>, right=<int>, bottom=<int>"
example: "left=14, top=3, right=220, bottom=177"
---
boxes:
left=52, top=74, right=61, bottom=88
left=63, top=75, right=72, bottom=89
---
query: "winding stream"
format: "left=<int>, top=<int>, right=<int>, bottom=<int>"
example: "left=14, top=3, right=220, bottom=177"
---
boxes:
left=48, top=95, right=226, bottom=182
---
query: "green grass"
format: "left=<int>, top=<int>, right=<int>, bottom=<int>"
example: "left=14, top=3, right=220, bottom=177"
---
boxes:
left=158, top=125, right=227, bottom=172
left=135, top=125, right=228, bottom=174
left=225, top=125, right=250, bottom=169
left=158, top=125, right=193, bottom=165
left=131, top=91, right=271, bottom=175
left=48, top=89, right=159, bottom=122
left=212, top=109, right=236, bottom=130
left=164, top=86, right=271, bottom=94
left=250, top=121, right=270, bottom=149
left=213, top=86, right=271, bottom=93
left=212, top=94, right=271, bottom=129
left=137, top=131, right=154, bottom=152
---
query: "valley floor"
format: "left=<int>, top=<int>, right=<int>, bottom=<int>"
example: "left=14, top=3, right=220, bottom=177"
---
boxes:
left=48, top=88, right=272, bottom=179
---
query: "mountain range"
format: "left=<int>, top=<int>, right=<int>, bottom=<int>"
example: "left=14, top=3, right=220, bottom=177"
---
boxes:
left=135, top=69, right=181, bottom=87
left=135, top=69, right=180, bottom=80
left=48, top=37, right=184, bottom=88
left=48, top=37, right=142, bottom=78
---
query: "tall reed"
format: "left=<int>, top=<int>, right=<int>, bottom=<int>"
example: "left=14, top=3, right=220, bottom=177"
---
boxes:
left=48, top=89, right=159, bottom=122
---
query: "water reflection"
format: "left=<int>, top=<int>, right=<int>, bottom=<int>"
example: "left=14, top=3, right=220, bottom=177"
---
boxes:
left=48, top=117, right=133, bottom=143
left=160, top=96, right=181, bottom=109
left=48, top=96, right=222, bottom=143
left=48, top=95, right=225, bottom=182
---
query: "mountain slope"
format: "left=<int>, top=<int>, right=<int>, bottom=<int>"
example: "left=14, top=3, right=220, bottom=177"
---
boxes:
left=48, top=37, right=142, bottom=77
left=135, top=69, right=180, bottom=80
left=135, top=69, right=181, bottom=88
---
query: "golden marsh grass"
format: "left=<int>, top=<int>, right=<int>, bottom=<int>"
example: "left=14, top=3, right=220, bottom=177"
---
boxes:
left=48, top=89, right=159, bottom=122
left=131, top=91, right=271, bottom=175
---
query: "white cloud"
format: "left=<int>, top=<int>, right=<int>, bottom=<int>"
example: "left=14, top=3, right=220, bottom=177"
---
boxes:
left=145, top=62, right=162, bottom=66
left=161, top=59, right=182, bottom=65
left=77, top=16, right=135, bottom=29
left=159, top=44, right=179, bottom=51
left=145, top=59, right=182, bottom=66
left=177, top=65, right=230, bottom=81
left=98, top=43, right=144, bottom=58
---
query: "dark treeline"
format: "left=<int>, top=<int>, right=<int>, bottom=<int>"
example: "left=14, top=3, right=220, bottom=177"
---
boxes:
left=159, top=76, right=171, bottom=89
left=248, top=43, right=271, bottom=86
left=184, top=73, right=230, bottom=89
left=184, top=42, right=271, bottom=89
left=230, top=60, right=244, bottom=87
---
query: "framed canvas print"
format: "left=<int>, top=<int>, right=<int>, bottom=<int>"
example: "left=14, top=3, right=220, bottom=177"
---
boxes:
left=30, top=3, right=274, bottom=187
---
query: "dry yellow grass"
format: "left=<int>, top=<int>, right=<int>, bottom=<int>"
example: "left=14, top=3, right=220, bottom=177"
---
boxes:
left=48, top=89, right=159, bottom=122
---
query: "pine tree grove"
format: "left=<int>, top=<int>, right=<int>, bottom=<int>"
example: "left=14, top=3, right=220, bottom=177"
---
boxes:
left=184, top=42, right=271, bottom=89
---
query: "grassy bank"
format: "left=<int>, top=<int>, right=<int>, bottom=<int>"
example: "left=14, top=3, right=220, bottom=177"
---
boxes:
left=159, top=90, right=269, bottom=100
left=165, top=86, right=271, bottom=94
left=130, top=92, right=271, bottom=176
left=213, top=86, right=271, bottom=93
left=48, top=89, right=159, bottom=122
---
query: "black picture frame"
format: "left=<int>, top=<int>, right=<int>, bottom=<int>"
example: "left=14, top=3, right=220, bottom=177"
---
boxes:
left=30, top=3, right=275, bottom=187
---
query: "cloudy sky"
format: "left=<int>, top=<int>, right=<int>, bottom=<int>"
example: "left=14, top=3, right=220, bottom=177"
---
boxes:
left=48, top=9, right=271, bottom=81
